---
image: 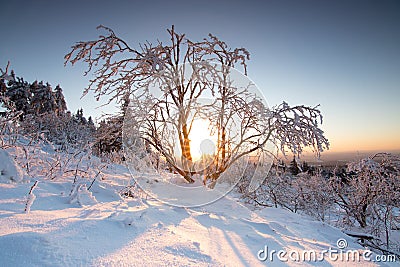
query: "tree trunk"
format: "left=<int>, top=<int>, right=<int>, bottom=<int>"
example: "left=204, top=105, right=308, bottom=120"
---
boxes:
left=180, top=124, right=194, bottom=183
left=357, top=204, right=368, bottom=228
left=181, top=124, right=192, bottom=161
left=221, top=127, right=226, bottom=165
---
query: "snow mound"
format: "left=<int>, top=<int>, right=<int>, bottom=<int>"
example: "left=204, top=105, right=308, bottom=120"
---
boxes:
left=0, top=149, right=24, bottom=183
left=69, top=183, right=98, bottom=206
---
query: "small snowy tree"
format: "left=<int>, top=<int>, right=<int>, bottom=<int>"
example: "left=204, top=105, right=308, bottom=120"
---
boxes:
left=261, top=168, right=300, bottom=211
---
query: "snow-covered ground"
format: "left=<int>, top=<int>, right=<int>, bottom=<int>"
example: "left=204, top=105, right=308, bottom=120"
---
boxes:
left=0, top=148, right=397, bottom=266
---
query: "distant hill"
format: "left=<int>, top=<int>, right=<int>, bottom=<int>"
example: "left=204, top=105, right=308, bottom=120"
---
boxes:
left=285, top=149, right=400, bottom=166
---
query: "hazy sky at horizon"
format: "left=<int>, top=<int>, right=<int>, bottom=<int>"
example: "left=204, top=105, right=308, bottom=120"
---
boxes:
left=1, top=0, right=399, bottom=153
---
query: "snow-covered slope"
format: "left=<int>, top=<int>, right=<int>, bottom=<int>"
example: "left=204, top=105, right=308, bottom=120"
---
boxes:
left=0, top=163, right=395, bottom=266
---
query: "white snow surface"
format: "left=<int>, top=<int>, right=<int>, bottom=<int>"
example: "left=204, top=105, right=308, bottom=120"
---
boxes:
left=0, top=159, right=395, bottom=266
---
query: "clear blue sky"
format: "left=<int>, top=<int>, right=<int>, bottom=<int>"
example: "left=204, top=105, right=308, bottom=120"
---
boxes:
left=1, top=0, right=399, bottom=152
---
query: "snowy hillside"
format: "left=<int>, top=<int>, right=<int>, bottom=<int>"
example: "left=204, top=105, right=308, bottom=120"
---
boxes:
left=0, top=148, right=396, bottom=266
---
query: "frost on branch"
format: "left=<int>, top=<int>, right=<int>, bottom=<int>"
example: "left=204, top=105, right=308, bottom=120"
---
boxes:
left=0, top=61, right=15, bottom=82
left=64, top=25, right=172, bottom=104
left=271, top=102, right=329, bottom=158
left=65, top=25, right=255, bottom=183
left=69, top=183, right=97, bottom=206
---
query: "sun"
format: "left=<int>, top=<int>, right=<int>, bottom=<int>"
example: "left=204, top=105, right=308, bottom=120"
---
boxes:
left=189, top=119, right=217, bottom=161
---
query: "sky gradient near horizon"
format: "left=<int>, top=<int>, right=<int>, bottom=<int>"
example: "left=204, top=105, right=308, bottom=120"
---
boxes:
left=1, top=0, right=399, bottom=153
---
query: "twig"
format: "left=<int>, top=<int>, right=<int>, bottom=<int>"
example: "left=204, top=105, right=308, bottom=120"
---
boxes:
left=88, top=164, right=108, bottom=191
left=24, top=181, right=39, bottom=213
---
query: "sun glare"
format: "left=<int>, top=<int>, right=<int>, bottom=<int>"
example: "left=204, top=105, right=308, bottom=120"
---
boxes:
left=189, top=119, right=217, bottom=161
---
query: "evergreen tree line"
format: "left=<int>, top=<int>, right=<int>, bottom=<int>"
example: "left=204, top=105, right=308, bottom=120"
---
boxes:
left=273, top=156, right=315, bottom=176
left=1, top=71, right=67, bottom=119
left=0, top=71, right=121, bottom=155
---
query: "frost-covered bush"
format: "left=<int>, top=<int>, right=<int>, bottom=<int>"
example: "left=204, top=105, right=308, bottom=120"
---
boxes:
left=238, top=166, right=303, bottom=212
left=330, top=153, right=400, bottom=248
left=294, top=172, right=333, bottom=221
left=255, top=169, right=333, bottom=215
left=330, top=153, right=399, bottom=228
left=244, top=153, right=399, bottom=252
left=0, top=148, right=24, bottom=182
left=20, top=111, right=95, bottom=151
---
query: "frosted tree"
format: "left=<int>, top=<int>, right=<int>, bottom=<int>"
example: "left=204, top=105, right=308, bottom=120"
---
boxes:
left=29, top=81, right=57, bottom=115
left=54, top=85, right=67, bottom=116
left=1, top=62, right=21, bottom=146
left=65, top=25, right=250, bottom=182
left=289, top=155, right=300, bottom=175
left=3, top=76, right=30, bottom=119
left=93, top=93, right=130, bottom=159
left=94, top=117, right=123, bottom=155
left=294, top=172, right=334, bottom=221
left=65, top=26, right=329, bottom=184
left=2, top=73, right=68, bottom=121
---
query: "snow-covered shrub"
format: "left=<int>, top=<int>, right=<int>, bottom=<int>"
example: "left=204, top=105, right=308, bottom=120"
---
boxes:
left=119, top=182, right=148, bottom=199
left=69, top=183, right=97, bottom=206
left=265, top=171, right=302, bottom=212
left=238, top=165, right=302, bottom=211
left=330, top=153, right=400, bottom=249
left=93, top=115, right=123, bottom=157
left=293, top=172, right=334, bottom=222
left=0, top=148, right=24, bottom=182
left=20, top=110, right=95, bottom=151
left=330, top=154, right=399, bottom=228
left=241, top=164, right=334, bottom=221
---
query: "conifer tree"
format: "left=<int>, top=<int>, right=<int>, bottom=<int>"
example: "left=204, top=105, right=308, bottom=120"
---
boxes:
left=4, top=77, right=30, bottom=119
left=289, top=155, right=300, bottom=175
left=54, top=85, right=67, bottom=116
